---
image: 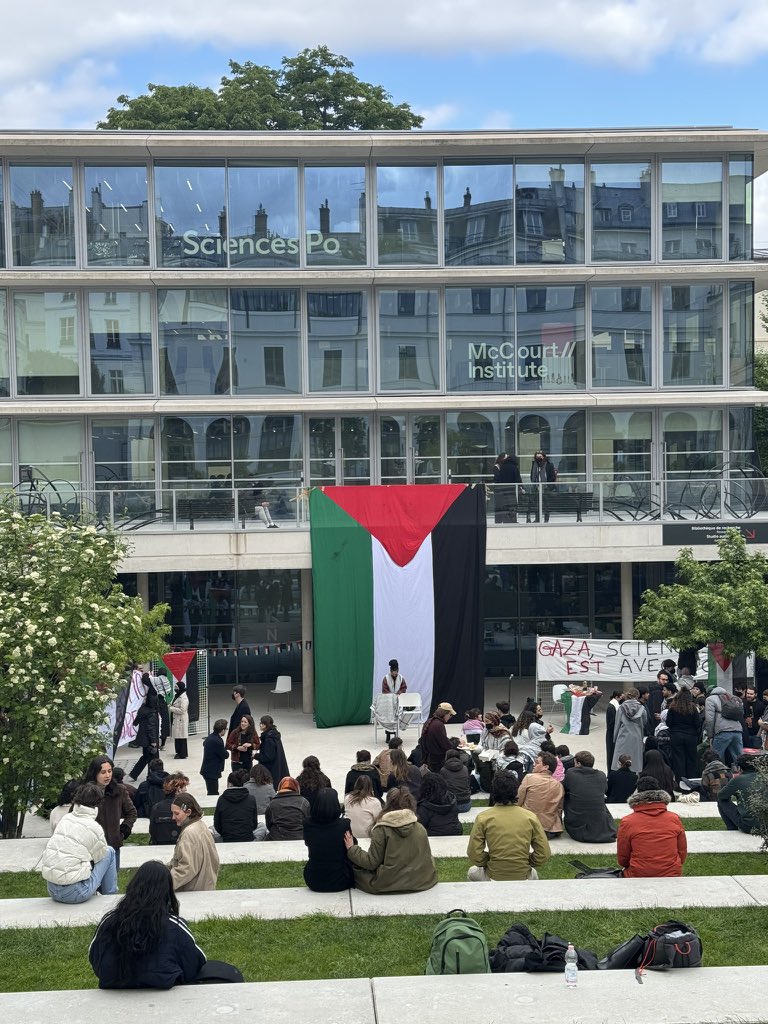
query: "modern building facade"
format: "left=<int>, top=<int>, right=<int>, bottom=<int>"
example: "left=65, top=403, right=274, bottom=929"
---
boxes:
left=1, top=127, right=766, bottom=703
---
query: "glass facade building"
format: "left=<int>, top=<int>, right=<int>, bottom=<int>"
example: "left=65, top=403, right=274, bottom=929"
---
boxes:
left=1, top=127, right=766, bottom=690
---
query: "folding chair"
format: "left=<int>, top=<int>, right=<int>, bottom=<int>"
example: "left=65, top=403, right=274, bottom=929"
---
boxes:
left=371, top=693, right=399, bottom=744
left=398, top=692, right=423, bottom=732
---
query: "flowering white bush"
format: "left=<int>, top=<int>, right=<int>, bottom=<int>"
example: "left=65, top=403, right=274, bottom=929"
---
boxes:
left=0, top=506, right=169, bottom=837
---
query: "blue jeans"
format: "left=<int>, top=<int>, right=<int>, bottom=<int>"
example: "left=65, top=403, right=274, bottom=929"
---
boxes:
left=47, top=846, right=118, bottom=904
left=713, top=731, right=743, bottom=768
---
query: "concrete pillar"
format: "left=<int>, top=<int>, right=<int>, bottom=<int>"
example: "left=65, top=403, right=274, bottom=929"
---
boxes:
left=137, top=572, right=149, bottom=611
left=620, top=562, right=633, bottom=639
left=300, top=568, right=314, bottom=715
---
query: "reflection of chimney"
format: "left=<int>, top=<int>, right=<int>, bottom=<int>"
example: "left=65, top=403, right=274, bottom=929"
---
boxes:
left=590, top=169, right=596, bottom=187
left=254, top=203, right=268, bottom=238
left=464, top=187, right=472, bottom=208
left=424, top=191, right=432, bottom=210
left=549, top=166, right=565, bottom=186
left=218, top=208, right=227, bottom=238
left=319, top=198, right=330, bottom=234
left=31, top=189, right=43, bottom=238
left=640, top=166, right=651, bottom=202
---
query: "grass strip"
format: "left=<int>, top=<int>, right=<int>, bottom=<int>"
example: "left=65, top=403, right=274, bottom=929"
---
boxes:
left=2, top=851, right=764, bottom=899
left=0, top=905, right=765, bottom=992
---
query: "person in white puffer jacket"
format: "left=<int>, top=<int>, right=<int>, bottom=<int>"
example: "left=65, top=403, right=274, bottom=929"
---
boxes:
left=41, top=783, right=119, bottom=904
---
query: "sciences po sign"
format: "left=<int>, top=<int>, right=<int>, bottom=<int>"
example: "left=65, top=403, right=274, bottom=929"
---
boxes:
left=182, top=231, right=342, bottom=257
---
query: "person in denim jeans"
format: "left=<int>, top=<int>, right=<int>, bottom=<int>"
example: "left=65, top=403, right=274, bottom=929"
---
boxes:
left=705, top=687, right=744, bottom=768
left=41, top=783, right=118, bottom=904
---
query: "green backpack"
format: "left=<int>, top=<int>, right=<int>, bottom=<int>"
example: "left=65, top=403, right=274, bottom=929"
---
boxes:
left=425, top=909, right=491, bottom=975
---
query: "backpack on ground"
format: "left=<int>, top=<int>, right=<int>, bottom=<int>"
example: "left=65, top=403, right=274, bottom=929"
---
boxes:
left=719, top=694, right=743, bottom=721
left=637, top=920, right=702, bottom=972
left=425, top=909, right=490, bottom=975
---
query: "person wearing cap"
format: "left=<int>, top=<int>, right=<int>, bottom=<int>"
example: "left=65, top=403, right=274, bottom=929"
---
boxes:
left=421, top=702, right=456, bottom=773
left=381, top=659, right=407, bottom=695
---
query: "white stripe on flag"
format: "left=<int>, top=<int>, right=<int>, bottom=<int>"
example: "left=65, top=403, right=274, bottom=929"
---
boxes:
left=371, top=534, right=435, bottom=715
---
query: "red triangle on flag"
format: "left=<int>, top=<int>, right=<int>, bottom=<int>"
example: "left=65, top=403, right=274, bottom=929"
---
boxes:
left=323, top=484, right=465, bottom=566
left=162, top=650, right=196, bottom=682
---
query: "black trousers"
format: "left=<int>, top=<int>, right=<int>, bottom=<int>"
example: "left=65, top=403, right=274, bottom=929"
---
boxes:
left=129, top=747, right=156, bottom=780
left=174, top=738, right=188, bottom=758
left=670, top=732, right=698, bottom=781
left=203, top=777, right=220, bottom=795
left=159, top=703, right=171, bottom=746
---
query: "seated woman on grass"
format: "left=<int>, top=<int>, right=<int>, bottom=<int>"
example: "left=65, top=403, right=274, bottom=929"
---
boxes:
left=41, top=783, right=118, bottom=904
left=303, top=788, right=355, bottom=892
left=89, top=861, right=242, bottom=988
left=342, top=786, right=437, bottom=894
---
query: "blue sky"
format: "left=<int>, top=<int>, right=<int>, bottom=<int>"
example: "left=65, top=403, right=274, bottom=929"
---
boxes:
left=2, top=0, right=768, bottom=240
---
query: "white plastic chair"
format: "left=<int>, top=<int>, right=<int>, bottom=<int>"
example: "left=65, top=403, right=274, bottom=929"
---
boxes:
left=552, top=683, right=568, bottom=723
left=398, top=692, right=423, bottom=731
left=268, top=675, right=292, bottom=710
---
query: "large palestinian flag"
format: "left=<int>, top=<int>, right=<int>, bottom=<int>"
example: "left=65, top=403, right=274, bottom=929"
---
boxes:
left=310, top=484, right=486, bottom=728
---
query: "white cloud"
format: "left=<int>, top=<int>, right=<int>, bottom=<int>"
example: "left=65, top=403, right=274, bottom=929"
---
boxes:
left=418, top=103, right=461, bottom=129
left=0, top=59, right=118, bottom=130
left=479, top=110, right=516, bottom=130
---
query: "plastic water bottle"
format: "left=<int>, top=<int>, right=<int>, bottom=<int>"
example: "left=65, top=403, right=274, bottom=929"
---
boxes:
left=564, top=943, right=578, bottom=987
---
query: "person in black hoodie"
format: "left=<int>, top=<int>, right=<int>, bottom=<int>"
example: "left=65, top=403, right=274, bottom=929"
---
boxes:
left=344, top=749, right=384, bottom=799
left=440, top=748, right=472, bottom=812
left=416, top=772, right=461, bottom=836
left=605, top=754, right=638, bottom=804
left=213, top=771, right=260, bottom=842
left=256, top=715, right=289, bottom=785
left=303, top=787, right=355, bottom=892
left=149, top=773, right=189, bottom=845
left=200, top=719, right=229, bottom=796
left=135, top=758, right=170, bottom=818
left=89, top=861, right=242, bottom=988
left=127, top=691, right=160, bottom=782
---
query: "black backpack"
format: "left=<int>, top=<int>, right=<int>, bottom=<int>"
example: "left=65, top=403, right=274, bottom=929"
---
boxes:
left=718, top=694, right=743, bottom=721
left=637, top=921, right=702, bottom=972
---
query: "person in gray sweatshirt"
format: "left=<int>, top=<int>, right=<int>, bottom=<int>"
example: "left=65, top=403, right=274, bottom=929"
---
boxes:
left=704, top=687, right=744, bottom=767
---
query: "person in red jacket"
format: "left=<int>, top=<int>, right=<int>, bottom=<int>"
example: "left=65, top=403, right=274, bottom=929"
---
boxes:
left=617, top=776, right=687, bottom=878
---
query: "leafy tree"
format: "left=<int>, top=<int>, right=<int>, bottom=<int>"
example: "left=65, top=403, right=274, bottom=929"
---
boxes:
left=0, top=506, right=169, bottom=837
left=634, top=528, right=768, bottom=660
left=98, top=47, right=423, bottom=131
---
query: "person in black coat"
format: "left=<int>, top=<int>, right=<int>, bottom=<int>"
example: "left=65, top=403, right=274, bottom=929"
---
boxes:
left=415, top=772, right=462, bottom=837
left=228, top=685, right=252, bottom=735
left=562, top=751, right=617, bottom=842
left=149, top=773, right=188, bottom=845
left=256, top=715, right=289, bottom=784
left=128, top=692, right=160, bottom=782
left=605, top=691, right=622, bottom=767
left=135, top=759, right=169, bottom=817
left=495, top=454, right=523, bottom=523
left=440, top=749, right=472, bottom=812
left=213, top=771, right=259, bottom=842
left=302, top=787, right=355, bottom=892
left=344, top=750, right=384, bottom=800
left=605, top=754, right=638, bottom=803
left=200, top=719, right=229, bottom=796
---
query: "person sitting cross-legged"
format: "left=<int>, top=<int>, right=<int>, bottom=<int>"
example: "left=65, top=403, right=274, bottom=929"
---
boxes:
left=617, top=776, right=687, bottom=877
left=517, top=751, right=564, bottom=839
left=562, top=750, right=617, bottom=843
left=717, top=755, right=762, bottom=833
left=41, top=783, right=118, bottom=904
left=466, top=771, right=550, bottom=881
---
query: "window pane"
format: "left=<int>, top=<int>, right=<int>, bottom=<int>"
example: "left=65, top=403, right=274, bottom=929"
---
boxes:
left=228, top=165, right=299, bottom=268
left=728, top=155, right=753, bottom=260
left=0, top=166, right=4, bottom=267
left=154, top=164, right=226, bottom=268
left=591, top=410, right=652, bottom=482
left=446, top=411, right=497, bottom=482
left=591, top=286, right=652, bottom=387
left=305, top=166, right=366, bottom=266
left=729, top=408, right=755, bottom=471
left=11, top=165, right=76, bottom=266
left=446, top=286, right=515, bottom=392
left=729, top=281, right=753, bottom=387
left=161, top=415, right=232, bottom=490
left=515, top=162, right=584, bottom=264
left=0, top=418, right=10, bottom=485
left=233, top=415, right=302, bottom=521
left=84, top=166, right=149, bottom=266
left=517, top=410, right=586, bottom=481
left=14, top=291, right=80, bottom=395
left=414, top=414, right=442, bottom=482
left=231, top=289, right=300, bottom=394
left=661, top=161, right=722, bottom=260
left=590, top=162, right=651, bottom=261
left=662, top=284, right=723, bottom=386
left=18, top=419, right=82, bottom=487
left=92, top=418, right=155, bottom=517
left=663, top=408, right=723, bottom=478
left=307, top=292, right=368, bottom=392
left=516, top=286, right=585, bottom=391
left=377, top=166, right=437, bottom=265
left=158, top=289, right=229, bottom=395
left=444, top=164, right=513, bottom=266
left=89, top=291, right=152, bottom=395
left=341, top=416, right=370, bottom=484
left=0, top=292, right=8, bottom=397
left=378, top=289, right=439, bottom=390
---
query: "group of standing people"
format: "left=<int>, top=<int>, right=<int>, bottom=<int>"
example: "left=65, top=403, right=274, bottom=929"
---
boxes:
left=492, top=451, right=558, bottom=524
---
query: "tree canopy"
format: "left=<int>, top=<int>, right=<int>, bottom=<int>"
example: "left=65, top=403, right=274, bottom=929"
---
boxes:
left=0, top=506, right=169, bottom=837
left=634, top=528, right=768, bottom=660
left=97, top=47, right=424, bottom=131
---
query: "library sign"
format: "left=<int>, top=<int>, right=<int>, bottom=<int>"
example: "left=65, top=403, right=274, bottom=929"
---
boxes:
left=182, top=231, right=342, bottom=257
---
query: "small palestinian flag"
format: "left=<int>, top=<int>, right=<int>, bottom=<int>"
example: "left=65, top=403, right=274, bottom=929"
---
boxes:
left=310, top=484, right=486, bottom=728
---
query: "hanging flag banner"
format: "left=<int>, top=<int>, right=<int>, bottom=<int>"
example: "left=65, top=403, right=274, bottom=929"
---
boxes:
left=536, top=637, right=708, bottom=682
left=162, top=650, right=197, bottom=682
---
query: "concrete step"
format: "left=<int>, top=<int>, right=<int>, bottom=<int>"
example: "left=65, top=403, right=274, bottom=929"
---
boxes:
left=0, top=873, right=760, bottom=930
left=4, top=969, right=768, bottom=1024
left=1, top=828, right=761, bottom=874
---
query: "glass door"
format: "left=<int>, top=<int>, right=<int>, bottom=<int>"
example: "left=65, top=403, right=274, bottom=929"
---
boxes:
left=307, top=416, right=371, bottom=486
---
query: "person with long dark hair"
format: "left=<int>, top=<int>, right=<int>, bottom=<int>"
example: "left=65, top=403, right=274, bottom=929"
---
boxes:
left=226, top=714, right=259, bottom=775
left=384, top=747, right=422, bottom=799
left=303, top=788, right=355, bottom=892
left=127, top=690, right=161, bottom=782
left=296, top=755, right=331, bottom=808
left=666, top=686, right=703, bottom=782
left=256, top=715, right=290, bottom=784
left=343, top=776, right=382, bottom=839
left=83, top=755, right=136, bottom=869
left=640, top=748, right=676, bottom=800
left=88, top=861, right=242, bottom=988
left=416, top=772, right=462, bottom=836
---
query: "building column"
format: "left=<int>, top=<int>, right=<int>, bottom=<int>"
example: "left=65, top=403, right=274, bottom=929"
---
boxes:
left=620, top=562, right=633, bottom=639
left=300, top=568, right=314, bottom=715
left=137, top=573, right=149, bottom=611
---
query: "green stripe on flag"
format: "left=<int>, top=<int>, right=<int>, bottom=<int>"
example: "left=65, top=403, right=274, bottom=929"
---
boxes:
left=310, top=489, right=374, bottom=728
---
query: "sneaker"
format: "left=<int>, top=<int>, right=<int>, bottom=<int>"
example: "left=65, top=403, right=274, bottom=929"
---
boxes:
left=268, top=523, right=279, bottom=528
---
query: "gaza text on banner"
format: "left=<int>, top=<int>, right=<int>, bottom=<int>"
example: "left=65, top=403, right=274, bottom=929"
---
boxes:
left=536, top=637, right=706, bottom=681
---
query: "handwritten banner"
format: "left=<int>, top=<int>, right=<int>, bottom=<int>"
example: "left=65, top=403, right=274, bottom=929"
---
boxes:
left=536, top=637, right=707, bottom=682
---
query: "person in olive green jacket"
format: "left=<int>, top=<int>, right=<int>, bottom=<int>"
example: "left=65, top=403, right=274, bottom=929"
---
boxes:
left=466, top=771, right=551, bottom=880
left=343, top=787, right=437, bottom=894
